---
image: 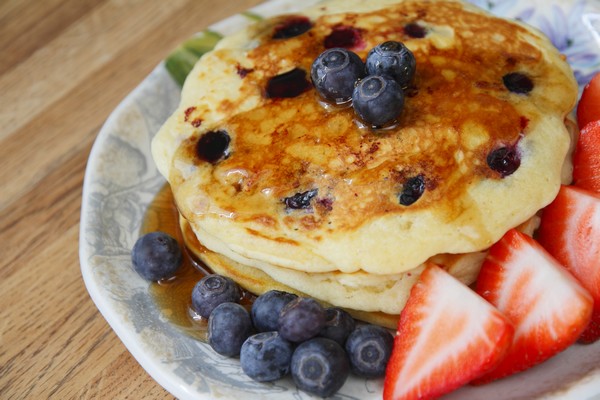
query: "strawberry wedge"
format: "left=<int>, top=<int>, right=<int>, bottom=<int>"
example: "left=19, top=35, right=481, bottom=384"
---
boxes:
left=474, top=229, right=593, bottom=384
left=573, top=120, right=600, bottom=194
left=383, top=264, right=513, bottom=400
left=538, top=185, right=600, bottom=343
left=576, top=72, right=600, bottom=130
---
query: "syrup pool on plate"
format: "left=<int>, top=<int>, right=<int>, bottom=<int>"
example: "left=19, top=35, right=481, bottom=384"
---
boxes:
left=141, top=184, right=256, bottom=342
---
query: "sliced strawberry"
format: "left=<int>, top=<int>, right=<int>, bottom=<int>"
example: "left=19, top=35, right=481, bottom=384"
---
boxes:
left=577, top=72, right=600, bottom=129
left=537, top=185, right=600, bottom=343
left=383, top=264, right=513, bottom=400
left=573, top=120, right=600, bottom=194
left=474, top=229, right=593, bottom=384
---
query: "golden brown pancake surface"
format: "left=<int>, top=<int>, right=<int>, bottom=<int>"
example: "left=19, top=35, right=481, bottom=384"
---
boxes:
left=154, top=0, right=577, bottom=277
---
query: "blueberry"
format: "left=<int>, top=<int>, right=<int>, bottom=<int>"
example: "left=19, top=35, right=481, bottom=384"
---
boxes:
left=366, top=41, right=416, bottom=88
left=352, top=75, right=405, bottom=128
left=319, top=308, right=356, bottom=346
left=131, top=231, right=182, bottom=281
left=399, top=174, right=426, bottom=206
left=311, top=48, right=365, bottom=104
left=252, top=290, right=298, bottom=332
left=191, top=274, right=241, bottom=318
left=291, top=337, right=350, bottom=397
left=278, top=297, right=326, bottom=343
left=272, top=16, right=312, bottom=39
left=240, top=331, right=294, bottom=382
left=487, top=145, right=521, bottom=177
left=283, top=189, right=318, bottom=210
left=266, top=68, right=311, bottom=99
left=345, top=324, right=393, bottom=378
left=196, top=130, right=230, bottom=163
left=404, top=22, right=427, bottom=38
left=324, top=26, right=364, bottom=49
left=503, top=72, right=533, bottom=94
left=207, top=302, right=253, bottom=357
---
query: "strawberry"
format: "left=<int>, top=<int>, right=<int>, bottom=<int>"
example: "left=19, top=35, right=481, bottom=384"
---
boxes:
left=473, top=229, right=593, bottom=384
left=537, top=185, right=600, bottom=343
left=383, top=264, right=513, bottom=400
left=577, top=72, right=600, bottom=129
left=573, top=120, right=600, bottom=194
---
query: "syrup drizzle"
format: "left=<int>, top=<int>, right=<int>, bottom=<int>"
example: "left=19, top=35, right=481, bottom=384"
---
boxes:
left=142, top=185, right=209, bottom=341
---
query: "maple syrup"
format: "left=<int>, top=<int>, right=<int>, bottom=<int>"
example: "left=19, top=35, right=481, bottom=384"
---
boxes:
left=141, top=184, right=210, bottom=341
left=141, top=184, right=257, bottom=342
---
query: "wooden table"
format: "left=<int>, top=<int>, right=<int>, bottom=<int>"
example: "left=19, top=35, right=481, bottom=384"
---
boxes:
left=0, top=1, right=263, bottom=398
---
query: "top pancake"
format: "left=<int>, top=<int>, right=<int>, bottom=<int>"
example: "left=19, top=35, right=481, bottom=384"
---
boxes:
left=152, top=0, right=577, bottom=275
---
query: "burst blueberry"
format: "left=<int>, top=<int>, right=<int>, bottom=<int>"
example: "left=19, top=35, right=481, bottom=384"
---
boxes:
left=345, top=324, right=393, bottom=378
left=291, top=337, right=350, bottom=397
left=266, top=68, right=311, bottom=99
left=404, top=22, right=427, bottom=38
left=399, top=174, right=425, bottom=206
left=352, top=75, right=405, bottom=128
left=503, top=72, right=533, bottom=94
left=272, top=16, right=312, bottom=39
left=366, top=41, right=416, bottom=88
left=283, top=189, right=318, bottom=210
left=131, top=231, right=182, bottom=281
left=278, top=297, right=326, bottom=342
left=252, top=290, right=298, bottom=332
left=240, top=331, right=294, bottom=382
left=191, top=274, right=241, bottom=318
left=311, top=48, right=365, bottom=104
left=207, top=302, right=253, bottom=357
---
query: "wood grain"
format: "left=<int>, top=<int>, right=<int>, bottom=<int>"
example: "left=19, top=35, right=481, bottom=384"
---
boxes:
left=0, top=1, right=262, bottom=398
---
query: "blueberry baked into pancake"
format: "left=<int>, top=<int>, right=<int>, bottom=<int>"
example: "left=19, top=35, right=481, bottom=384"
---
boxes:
left=151, top=0, right=577, bottom=327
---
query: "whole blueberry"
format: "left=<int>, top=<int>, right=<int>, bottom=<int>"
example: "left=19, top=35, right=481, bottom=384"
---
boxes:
left=345, top=324, right=394, bottom=378
left=191, top=275, right=241, bottom=318
left=291, top=337, right=350, bottom=397
left=131, top=231, right=182, bottom=281
left=366, top=41, right=416, bottom=88
left=352, top=75, right=405, bottom=128
left=278, top=297, right=327, bottom=343
left=196, top=130, right=231, bottom=164
left=311, top=48, right=365, bottom=104
left=208, top=302, right=253, bottom=357
left=319, top=308, right=356, bottom=346
left=240, top=331, right=294, bottom=382
left=252, top=290, right=298, bottom=332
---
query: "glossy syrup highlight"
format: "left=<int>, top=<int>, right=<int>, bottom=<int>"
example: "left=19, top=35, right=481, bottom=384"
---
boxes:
left=141, top=184, right=256, bottom=342
left=141, top=184, right=209, bottom=341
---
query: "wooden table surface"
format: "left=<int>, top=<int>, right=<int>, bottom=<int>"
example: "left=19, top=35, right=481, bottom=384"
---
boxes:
left=0, top=1, right=263, bottom=398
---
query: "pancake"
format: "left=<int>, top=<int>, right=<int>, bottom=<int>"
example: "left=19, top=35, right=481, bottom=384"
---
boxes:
left=152, top=0, right=578, bottom=317
left=181, top=215, right=540, bottom=328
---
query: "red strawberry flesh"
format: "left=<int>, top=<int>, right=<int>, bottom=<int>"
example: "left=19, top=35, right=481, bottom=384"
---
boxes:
left=474, top=229, right=593, bottom=383
left=577, top=72, right=600, bottom=129
left=383, top=264, right=514, bottom=400
left=538, top=185, right=600, bottom=343
left=573, top=120, right=600, bottom=195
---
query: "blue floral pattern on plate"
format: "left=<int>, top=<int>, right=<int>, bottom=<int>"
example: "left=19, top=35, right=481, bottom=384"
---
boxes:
left=80, top=1, right=600, bottom=399
left=468, top=0, right=600, bottom=85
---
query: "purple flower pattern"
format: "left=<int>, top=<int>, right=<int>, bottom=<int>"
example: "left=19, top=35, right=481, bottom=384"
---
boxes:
left=467, top=0, right=600, bottom=88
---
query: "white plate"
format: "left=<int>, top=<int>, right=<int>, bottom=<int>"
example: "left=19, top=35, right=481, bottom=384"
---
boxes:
left=80, top=0, right=600, bottom=398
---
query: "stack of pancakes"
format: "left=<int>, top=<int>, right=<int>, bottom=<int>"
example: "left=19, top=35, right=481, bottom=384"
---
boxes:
left=152, top=0, right=578, bottom=328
